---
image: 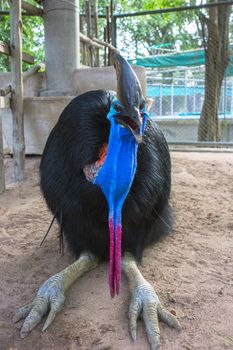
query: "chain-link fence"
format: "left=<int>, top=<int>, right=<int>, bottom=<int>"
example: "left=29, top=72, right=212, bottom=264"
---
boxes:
left=147, top=66, right=233, bottom=146
left=124, top=2, right=233, bottom=148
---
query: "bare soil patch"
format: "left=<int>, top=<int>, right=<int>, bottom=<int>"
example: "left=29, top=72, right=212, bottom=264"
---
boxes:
left=0, top=152, right=233, bottom=350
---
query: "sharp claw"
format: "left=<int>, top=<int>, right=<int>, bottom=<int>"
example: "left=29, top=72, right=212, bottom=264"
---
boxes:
left=128, top=283, right=181, bottom=350
left=158, top=304, right=181, bottom=331
left=20, top=329, right=29, bottom=339
left=130, top=327, right=137, bottom=342
left=42, top=297, right=65, bottom=332
left=151, top=343, right=159, bottom=350
left=42, top=315, right=55, bottom=332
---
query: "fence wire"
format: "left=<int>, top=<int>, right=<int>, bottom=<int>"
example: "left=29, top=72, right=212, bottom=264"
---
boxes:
left=147, top=67, right=233, bottom=146
left=121, top=3, right=233, bottom=148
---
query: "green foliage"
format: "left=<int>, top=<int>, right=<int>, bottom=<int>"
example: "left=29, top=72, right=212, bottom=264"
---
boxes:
left=0, top=0, right=202, bottom=71
left=114, top=0, right=200, bottom=57
left=0, top=13, right=10, bottom=71
left=22, top=16, right=44, bottom=70
left=0, top=1, right=44, bottom=72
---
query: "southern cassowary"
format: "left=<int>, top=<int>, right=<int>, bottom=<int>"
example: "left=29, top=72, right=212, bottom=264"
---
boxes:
left=13, top=53, right=180, bottom=349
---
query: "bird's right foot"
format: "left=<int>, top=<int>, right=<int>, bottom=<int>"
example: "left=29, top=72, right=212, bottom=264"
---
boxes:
left=13, top=272, right=66, bottom=338
left=13, top=251, right=98, bottom=338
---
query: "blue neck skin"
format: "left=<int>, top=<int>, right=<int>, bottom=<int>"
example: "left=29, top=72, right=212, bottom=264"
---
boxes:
left=94, top=98, right=148, bottom=296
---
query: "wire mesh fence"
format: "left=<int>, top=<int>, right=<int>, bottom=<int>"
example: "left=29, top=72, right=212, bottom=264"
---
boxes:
left=123, top=2, right=233, bottom=148
left=147, top=67, right=233, bottom=146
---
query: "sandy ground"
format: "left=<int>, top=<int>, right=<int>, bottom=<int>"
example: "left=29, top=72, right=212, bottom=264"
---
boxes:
left=0, top=152, right=233, bottom=350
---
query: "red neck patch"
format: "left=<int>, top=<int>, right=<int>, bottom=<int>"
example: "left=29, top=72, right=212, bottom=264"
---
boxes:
left=83, top=144, right=108, bottom=182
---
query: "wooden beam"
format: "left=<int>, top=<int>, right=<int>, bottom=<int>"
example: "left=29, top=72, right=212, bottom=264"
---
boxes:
left=91, top=37, right=118, bottom=52
left=22, top=50, right=34, bottom=64
left=91, top=0, right=99, bottom=67
left=0, top=108, right=5, bottom=193
left=80, top=33, right=118, bottom=53
left=79, top=33, right=103, bottom=50
left=10, top=0, right=25, bottom=181
left=0, top=40, right=35, bottom=64
left=106, top=6, right=111, bottom=65
left=85, top=0, right=94, bottom=67
left=21, top=0, right=42, bottom=16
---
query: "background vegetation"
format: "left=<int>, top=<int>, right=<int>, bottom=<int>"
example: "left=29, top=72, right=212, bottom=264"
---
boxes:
left=0, top=0, right=207, bottom=71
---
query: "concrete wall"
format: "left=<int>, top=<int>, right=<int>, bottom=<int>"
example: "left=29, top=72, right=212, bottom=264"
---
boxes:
left=0, top=72, right=46, bottom=97
left=72, top=66, right=147, bottom=97
left=0, top=66, right=147, bottom=154
left=2, top=97, right=73, bottom=154
left=0, top=65, right=146, bottom=97
left=2, top=96, right=233, bottom=154
left=156, top=118, right=233, bottom=143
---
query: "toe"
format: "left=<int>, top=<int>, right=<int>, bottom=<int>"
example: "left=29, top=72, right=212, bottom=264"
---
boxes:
left=42, top=295, right=65, bottom=331
left=128, top=297, right=142, bottom=341
left=142, top=301, right=160, bottom=350
left=20, top=297, right=49, bottom=338
left=13, top=304, right=32, bottom=323
left=158, top=304, right=181, bottom=331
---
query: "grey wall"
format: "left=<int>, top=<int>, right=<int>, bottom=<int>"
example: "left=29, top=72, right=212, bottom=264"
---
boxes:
left=0, top=65, right=146, bottom=97
left=0, top=65, right=147, bottom=154
left=42, top=0, right=80, bottom=96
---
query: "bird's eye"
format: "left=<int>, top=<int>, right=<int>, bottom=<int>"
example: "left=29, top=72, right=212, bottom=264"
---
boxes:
left=139, top=101, right=145, bottom=111
left=114, top=104, right=122, bottom=113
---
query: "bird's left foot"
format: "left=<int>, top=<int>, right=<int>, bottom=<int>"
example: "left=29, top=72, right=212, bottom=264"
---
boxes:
left=128, top=281, right=181, bottom=350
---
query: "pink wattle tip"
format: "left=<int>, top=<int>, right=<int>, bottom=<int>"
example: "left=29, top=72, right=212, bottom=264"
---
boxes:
left=108, top=217, right=122, bottom=297
left=109, top=217, right=115, bottom=297
left=115, top=223, right=122, bottom=295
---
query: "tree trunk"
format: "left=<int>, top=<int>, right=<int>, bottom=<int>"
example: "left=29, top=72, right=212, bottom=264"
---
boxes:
left=198, top=1, right=231, bottom=142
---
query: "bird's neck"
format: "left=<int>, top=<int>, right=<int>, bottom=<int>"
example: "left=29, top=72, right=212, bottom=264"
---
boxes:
left=94, top=117, right=138, bottom=297
left=95, top=119, right=138, bottom=202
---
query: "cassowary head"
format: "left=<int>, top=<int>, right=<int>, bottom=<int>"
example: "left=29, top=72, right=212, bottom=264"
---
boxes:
left=94, top=53, right=148, bottom=297
left=112, top=53, right=146, bottom=142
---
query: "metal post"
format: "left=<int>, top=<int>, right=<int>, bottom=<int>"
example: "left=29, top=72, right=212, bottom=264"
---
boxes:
left=184, top=71, right=187, bottom=114
left=171, top=84, right=174, bottom=115
left=113, top=16, right=117, bottom=47
left=159, top=84, right=163, bottom=117
left=231, top=80, right=233, bottom=117
left=223, top=77, right=227, bottom=118
left=193, top=81, right=196, bottom=113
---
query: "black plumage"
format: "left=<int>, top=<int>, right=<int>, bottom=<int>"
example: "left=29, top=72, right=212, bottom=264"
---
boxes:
left=40, top=89, right=172, bottom=262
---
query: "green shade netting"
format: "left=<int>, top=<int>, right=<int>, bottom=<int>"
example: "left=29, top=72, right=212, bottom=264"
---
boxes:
left=129, top=49, right=233, bottom=76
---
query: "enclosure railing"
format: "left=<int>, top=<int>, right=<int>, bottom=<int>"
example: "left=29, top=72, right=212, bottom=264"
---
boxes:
left=0, top=0, right=27, bottom=191
left=147, top=78, right=233, bottom=118
left=146, top=74, right=233, bottom=146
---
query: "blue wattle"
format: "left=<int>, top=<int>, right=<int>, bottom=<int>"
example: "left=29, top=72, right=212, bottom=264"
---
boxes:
left=93, top=98, right=148, bottom=296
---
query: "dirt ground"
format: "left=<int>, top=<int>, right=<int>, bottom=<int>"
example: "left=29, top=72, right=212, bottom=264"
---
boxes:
left=0, top=152, right=233, bottom=350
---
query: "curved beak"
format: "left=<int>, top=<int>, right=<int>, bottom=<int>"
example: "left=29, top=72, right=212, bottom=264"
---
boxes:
left=112, top=53, right=143, bottom=143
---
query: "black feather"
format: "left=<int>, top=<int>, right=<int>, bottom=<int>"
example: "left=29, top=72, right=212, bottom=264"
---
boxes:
left=40, top=90, right=172, bottom=262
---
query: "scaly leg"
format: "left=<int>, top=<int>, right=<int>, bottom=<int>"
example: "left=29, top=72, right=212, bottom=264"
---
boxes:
left=122, top=252, right=181, bottom=350
left=13, top=251, right=98, bottom=338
